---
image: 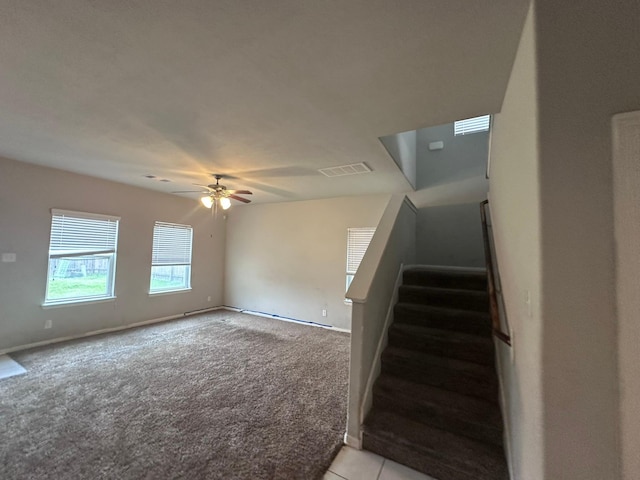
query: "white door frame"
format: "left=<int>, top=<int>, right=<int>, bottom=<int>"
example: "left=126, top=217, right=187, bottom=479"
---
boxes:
left=612, top=110, right=640, bottom=480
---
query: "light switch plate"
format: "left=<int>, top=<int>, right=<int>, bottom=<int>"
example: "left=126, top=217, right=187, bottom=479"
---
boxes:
left=1, top=253, right=16, bottom=263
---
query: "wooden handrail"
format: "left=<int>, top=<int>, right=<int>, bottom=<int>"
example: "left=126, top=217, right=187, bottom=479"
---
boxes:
left=480, top=200, right=511, bottom=346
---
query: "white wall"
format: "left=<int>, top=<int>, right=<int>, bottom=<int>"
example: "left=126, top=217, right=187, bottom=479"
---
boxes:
left=488, top=5, right=544, bottom=479
left=415, top=123, right=488, bottom=192
left=0, top=157, right=225, bottom=351
left=409, top=122, right=489, bottom=267
left=379, top=130, right=417, bottom=189
left=223, top=194, right=389, bottom=330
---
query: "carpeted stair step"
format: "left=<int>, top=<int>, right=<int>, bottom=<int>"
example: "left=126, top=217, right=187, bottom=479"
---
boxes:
left=363, top=410, right=508, bottom=480
left=398, top=285, right=489, bottom=312
left=381, top=346, right=499, bottom=402
left=394, top=303, right=492, bottom=336
left=372, top=374, right=503, bottom=446
left=387, top=322, right=495, bottom=366
left=403, top=267, right=488, bottom=292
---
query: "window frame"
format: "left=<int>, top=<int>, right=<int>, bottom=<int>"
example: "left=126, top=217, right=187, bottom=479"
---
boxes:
left=44, top=209, right=120, bottom=306
left=149, top=221, right=193, bottom=295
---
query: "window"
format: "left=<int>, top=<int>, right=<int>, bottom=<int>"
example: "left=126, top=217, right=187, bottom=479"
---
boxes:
left=454, top=114, right=491, bottom=136
left=346, top=227, right=376, bottom=293
left=149, top=222, right=193, bottom=294
left=45, top=209, right=120, bottom=305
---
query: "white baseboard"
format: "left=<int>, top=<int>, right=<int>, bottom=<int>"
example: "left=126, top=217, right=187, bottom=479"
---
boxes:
left=1, top=305, right=350, bottom=356
left=0, top=306, right=225, bottom=356
left=222, top=306, right=351, bottom=333
left=344, top=432, right=362, bottom=450
left=495, top=336, right=515, bottom=480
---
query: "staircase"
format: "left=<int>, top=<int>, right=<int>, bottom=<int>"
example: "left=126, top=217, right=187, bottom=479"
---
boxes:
left=362, top=266, right=508, bottom=480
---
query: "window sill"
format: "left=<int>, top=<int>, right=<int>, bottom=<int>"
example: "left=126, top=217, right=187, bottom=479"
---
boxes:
left=148, top=288, right=192, bottom=297
left=42, top=296, right=116, bottom=309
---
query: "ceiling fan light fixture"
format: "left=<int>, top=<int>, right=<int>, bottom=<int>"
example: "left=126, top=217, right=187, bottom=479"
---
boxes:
left=200, top=195, right=214, bottom=209
left=220, top=197, right=231, bottom=210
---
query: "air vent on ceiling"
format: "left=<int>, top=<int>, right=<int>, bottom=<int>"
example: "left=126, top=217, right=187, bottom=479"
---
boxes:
left=318, top=162, right=372, bottom=177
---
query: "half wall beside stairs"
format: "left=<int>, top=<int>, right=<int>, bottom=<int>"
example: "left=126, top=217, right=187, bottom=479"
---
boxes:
left=345, top=194, right=417, bottom=447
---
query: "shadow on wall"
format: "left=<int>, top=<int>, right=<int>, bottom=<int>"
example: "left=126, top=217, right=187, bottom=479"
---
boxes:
left=409, top=174, right=488, bottom=209
left=416, top=203, right=486, bottom=267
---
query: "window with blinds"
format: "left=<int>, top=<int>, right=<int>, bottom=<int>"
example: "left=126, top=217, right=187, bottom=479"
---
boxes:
left=149, top=222, right=193, bottom=294
left=45, top=209, right=120, bottom=305
left=454, top=114, right=491, bottom=136
left=346, top=227, right=376, bottom=294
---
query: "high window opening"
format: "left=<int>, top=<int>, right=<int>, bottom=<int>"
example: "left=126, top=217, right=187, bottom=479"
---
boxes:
left=45, top=209, right=120, bottom=305
left=150, top=222, right=193, bottom=294
left=454, top=114, right=491, bottom=136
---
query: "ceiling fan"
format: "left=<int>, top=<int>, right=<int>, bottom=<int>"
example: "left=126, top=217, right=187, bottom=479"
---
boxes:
left=172, top=174, right=252, bottom=210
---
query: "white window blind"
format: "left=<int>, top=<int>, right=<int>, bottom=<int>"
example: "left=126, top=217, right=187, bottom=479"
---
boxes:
left=347, top=227, right=376, bottom=275
left=45, top=209, right=120, bottom=305
left=454, top=115, right=491, bottom=136
left=49, top=210, right=119, bottom=257
left=346, top=227, right=376, bottom=297
left=151, top=222, right=193, bottom=266
left=150, top=222, right=193, bottom=293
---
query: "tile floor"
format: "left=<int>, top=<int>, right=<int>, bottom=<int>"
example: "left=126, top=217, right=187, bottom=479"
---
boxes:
left=0, top=355, right=26, bottom=380
left=325, top=446, right=437, bottom=480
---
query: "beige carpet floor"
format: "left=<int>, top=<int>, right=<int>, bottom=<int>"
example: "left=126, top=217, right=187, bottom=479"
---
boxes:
left=0, top=311, right=350, bottom=480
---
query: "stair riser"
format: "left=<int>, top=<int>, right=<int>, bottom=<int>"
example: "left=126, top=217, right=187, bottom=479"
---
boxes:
left=363, top=433, right=507, bottom=480
left=399, top=287, right=489, bottom=312
left=372, top=391, right=503, bottom=446
left=381, top=358, right=499, bottom=402
left=394, top=306, right=492, bottom=336
left=387, top=328, right=495, bottom=366
left=366, top=268, right=507, bottom=478
left=403, top=272, right=488, bottom=291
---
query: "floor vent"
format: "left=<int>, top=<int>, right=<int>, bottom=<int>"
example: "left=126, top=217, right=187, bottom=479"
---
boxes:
left=318, top=162, right=372, bottom=177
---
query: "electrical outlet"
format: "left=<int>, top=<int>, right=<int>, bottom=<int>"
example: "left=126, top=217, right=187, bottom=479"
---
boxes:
left=44, top=319, right=52, bottom=329
left=207, top=296, right=211, bottom=302
left=322, top=309, right=327, bottom=317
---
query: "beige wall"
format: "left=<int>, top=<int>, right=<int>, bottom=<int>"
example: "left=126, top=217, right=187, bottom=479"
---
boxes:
left=536, top=0, right=639, bottom=477
left=0, top=157, right=225, bottom=351
left=488, top=5, right=544, bottom=479
left=224, top=195, right=389, bottom=330
left=491, top=0, right=640, bottom=477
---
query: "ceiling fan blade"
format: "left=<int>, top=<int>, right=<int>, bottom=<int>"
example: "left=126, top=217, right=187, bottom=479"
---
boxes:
left=172, top=190, right=209, bottom=194
left=227, top=190, right=253, bottom=195
left=229, top=194, right=251, bottom=204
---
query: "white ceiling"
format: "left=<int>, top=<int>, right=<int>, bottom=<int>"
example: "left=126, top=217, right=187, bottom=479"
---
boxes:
left=0, top=0, right=529, bottom=204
